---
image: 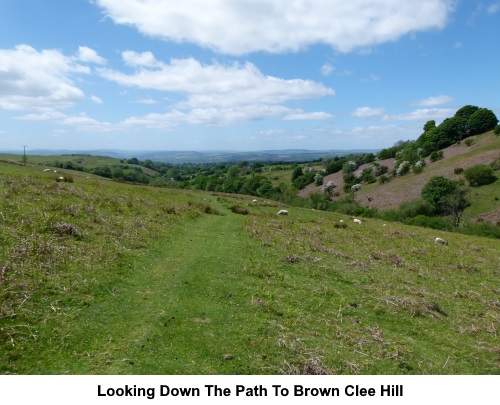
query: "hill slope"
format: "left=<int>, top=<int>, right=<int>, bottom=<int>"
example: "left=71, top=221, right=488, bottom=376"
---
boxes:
left=300, top=131, right=500, bottom=223
left=0, top=162, right=498, bottom=374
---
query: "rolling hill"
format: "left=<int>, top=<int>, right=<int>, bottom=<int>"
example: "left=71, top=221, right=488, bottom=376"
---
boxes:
left=0, top=160, right=498, bottom=375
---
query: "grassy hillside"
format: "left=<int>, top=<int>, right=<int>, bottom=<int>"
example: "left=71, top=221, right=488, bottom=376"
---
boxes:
left=0, top=161, right=498, bottom=374
left=300, top=131, right=500, bottom=223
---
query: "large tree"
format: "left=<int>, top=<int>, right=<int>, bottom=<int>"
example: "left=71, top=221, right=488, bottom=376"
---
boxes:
left=421, top=176, right=471, bottom=226
left=466, top=108, right=499, bottom=135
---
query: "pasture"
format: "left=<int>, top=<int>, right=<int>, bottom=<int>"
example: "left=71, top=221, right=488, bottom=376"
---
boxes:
left=0, top=162, right=498, bottom=374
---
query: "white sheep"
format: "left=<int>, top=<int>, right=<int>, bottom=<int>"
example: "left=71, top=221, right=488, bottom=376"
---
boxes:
left=353, top=218, right=362, bottom=224
left=252, top=199, right=258, bottom=203
left=435, top=237, right=448, bottom=245
left=43, top=168, right=51, bottom=172
left=339, top=220, right=344, bottom=223
left=277, top=210, right=289, bottom=215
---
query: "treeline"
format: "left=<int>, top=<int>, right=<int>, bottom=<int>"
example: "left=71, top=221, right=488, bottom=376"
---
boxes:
left=377, top=105, right=498, bottom=177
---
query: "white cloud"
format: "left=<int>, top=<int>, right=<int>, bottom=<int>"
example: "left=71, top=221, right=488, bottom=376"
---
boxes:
left=362, top=74, right=381, bottom=82
left=91, top=95, right=104, bottom=104
left=99, top=57, right=334, bottom=107
left=133, top=98, right=159, bottom=105
left=283, top=112, right=333, bottom=121
left=77, top=46, right=106, bottom=65
left=17, top=110, right=115, bottom=132
left=95, top=0, right=455, bottom=54
left=385, top=108, right=455, bottom=122
left=99, top=54, right=334, bottom=125
left=321, top=63, right=335, bottom=76
left=352, top=106, right=386, bottom=118
left=122, top=50, right=162, bottom=67
left=411, top=95, right=454, bottom=107
left=0, top=45, right=88, bottom=111
left=487, top=1, right=500, bottom=14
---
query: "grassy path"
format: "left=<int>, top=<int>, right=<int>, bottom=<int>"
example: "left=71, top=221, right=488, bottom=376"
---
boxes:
left=41, top=206, right=276, bottom=374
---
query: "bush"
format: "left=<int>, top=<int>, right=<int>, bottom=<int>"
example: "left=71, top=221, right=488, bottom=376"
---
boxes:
left=495, top=125, right=500, bottom=136
left=454, top=167, right=464, bottom=175
left=378, top=175, right=390, bottom=184
left=413, top=165, right=424, bottom=174
left=463, top=164, right=497, bottom=187
left=404, top=215, right=453, bottom=231
left=399, top=199, right=436, bottom=218
left=230, top=205, right=249, bottom=215
left=429, top=150, right=444, bottom=162
left=464, top=138, right=474, bottom=147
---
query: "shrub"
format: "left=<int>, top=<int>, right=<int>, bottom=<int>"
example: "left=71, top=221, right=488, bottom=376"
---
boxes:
left=395, top=161, right=410, bottom=176
left=495, top=125, right=500, bottom=136
left=464, top=138, right=474, bottom=147
left=413, top=165, right=424, bottom=174
left=454, top=167, right=464, bottom=175
left=463, top=164, right=497, bottom=187
left=314, top=173, right=324, bottom=186
left=379, top=175, right=390, bottom=184
left=230, top=205, right=249, bottom=215
left=321, top=181, right=337, bottom=196
left=429, top=150, right=444, bottom=162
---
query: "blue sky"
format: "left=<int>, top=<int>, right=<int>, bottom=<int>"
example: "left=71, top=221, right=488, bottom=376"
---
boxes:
left=0, top=0, right=499, bottom=152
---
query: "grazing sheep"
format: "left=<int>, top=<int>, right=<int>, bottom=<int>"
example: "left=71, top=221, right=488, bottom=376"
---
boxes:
left=277, top=209, right=289, bottom=215
left=339, top=220, right=344, bottom=223
left=353, top=218, right=362, bottom=224
left=252, top=199, right=258, bottom=203
left=435, top=237, right=448, bottom=245
left=43, top=168, right=51, bottom=172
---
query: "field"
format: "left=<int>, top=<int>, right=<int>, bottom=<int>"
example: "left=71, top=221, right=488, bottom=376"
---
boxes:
left=0, top=161, right=499, bottom=374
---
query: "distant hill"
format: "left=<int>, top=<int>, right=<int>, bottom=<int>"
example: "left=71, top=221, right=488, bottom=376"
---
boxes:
left=1, top=148, right=379, bottom=164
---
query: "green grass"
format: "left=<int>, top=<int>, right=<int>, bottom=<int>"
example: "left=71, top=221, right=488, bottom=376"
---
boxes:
left=1, top=161, right=498, bottom=374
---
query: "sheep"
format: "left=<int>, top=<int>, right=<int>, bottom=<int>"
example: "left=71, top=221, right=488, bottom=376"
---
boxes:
left=353, top=218, right=362, bottom=224
left=277, top=209, right=289, bottom=215
left=43, top=168, right=51, bottom=172
left=252, top=199, right=258, bottom=203
left=435, top=237, right=448, bottom=245
left=339, top=220, right=344, bottom=223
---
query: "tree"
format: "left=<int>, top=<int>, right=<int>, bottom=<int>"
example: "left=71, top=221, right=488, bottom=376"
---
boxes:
left=423, top=120, right=436, bottom=132
left=466, top=108, right=498, bottom=135
left=463, top=164, right=497, bottom=186
left=421, top=176, right=470, bottom=226
left=454, top=105, right=479, bottom=120
left=421, top=176, right=459, bottom=212
left=291, top=166, right=303, bottom=182
left=439, top=186, right=471, bottom=227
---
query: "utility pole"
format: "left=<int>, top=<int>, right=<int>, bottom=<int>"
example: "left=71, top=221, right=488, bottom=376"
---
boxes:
left=23, top=145, right=27, bottom=166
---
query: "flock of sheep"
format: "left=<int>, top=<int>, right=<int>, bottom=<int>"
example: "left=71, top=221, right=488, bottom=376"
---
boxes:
left=272, top=203, right=448, bottom=245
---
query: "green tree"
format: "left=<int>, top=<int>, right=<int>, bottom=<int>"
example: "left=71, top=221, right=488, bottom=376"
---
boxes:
left=439, top=187, right=471, bottom=227
left=421, top=176, right=459, bottom=212
left=466, top=108, right=499, bottom=135
left=291, top=166, right=303, bottom=182
left=463, top=164, right=497, bottom=186
left=454, top=105, right=479, bottom=120
left=423, top=120, right=436, bottom=132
